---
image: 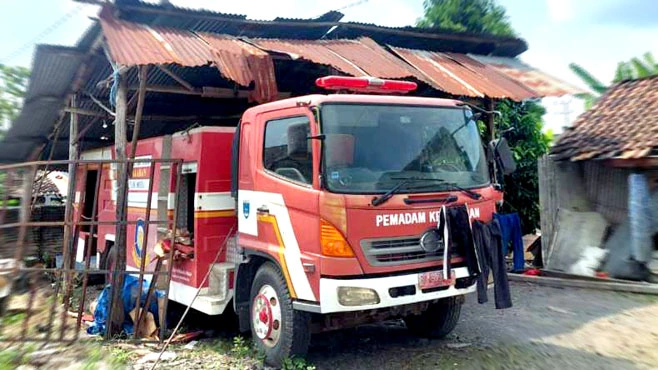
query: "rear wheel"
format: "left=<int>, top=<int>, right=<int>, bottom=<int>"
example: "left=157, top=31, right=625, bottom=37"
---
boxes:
left=249, top=262, right=311, bottom=367
left=0, top=296, right=7, bottom=317
left=101, top=245, right=117, bottom=285
left=404, top=296, right=462, bottom=338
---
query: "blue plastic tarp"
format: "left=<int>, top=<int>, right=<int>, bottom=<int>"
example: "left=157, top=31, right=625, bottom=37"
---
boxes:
left=87, top=275, right=163, bottom=336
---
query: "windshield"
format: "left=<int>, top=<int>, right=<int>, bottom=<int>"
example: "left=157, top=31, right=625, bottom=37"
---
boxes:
left=320, top=103, right=489, bottom=194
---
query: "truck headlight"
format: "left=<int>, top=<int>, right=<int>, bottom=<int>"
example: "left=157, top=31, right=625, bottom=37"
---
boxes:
left=337, top=287, right=380, bottom=306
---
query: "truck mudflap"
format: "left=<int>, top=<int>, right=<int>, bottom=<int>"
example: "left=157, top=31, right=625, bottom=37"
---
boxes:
left=293, top=266, right=475, bottom=314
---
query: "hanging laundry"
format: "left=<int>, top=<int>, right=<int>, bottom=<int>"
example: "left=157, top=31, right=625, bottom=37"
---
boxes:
left=446, top=205, right=481, bottom=278
left=472, top=220, right=512, bottom=309
left=493, top=213, right=525, bottom=272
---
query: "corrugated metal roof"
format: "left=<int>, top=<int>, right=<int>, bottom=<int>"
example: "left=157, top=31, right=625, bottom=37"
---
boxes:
left=470, top=55, right=586, bottom=96
left=551, top=75, right=658, bottom=161
left=0, top=45, right=85, bottom=162
left=115, top=1, right=526, bottom=56
left=100, top=9, right=278, bottom=102
left=328, top=22, right=528, bottom=57
left=24, top=45, right=86, bottom=103
left=200, top=33, right=278, bottom=102
left=0, top=1, right=583, bottom=163
left=254, top=39, right=364, bottom=76
left=389, top=47, right=537, bottom=100
left=252, top=37, right=418, bottom=80
left=116, top=1, right=339, bottom=40
left=100, top=8, right=211, bottom=66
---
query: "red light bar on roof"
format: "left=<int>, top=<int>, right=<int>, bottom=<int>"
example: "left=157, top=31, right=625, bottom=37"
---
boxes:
left=316, top=76, right=417, bottom=94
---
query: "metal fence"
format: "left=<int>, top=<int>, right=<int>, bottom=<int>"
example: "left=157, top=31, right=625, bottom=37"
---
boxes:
left=0, top=158, right=182, bottom=343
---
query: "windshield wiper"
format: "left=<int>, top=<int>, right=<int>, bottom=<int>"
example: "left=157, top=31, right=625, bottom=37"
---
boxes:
left=371, top=177, right=417, bottom=206
left=372, top=177, right=482, bottom=207
left=392, top=177, right=482, bottom=201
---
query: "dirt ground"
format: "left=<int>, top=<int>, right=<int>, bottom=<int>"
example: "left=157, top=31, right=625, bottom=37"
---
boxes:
left=307, top=282, right=658, bottom=370
left=2, top=281, right=657, bottom=369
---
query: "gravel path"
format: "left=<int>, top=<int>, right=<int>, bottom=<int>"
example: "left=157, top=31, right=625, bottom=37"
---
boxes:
left=307, top=282, right=658, bottom=370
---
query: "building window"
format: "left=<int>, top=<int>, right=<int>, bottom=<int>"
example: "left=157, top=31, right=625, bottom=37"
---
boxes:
left=263, top=116, right=312, bottom=185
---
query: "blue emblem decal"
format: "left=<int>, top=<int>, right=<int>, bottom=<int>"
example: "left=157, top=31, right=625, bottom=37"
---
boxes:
left=133, top=219, right=148, bottom=266
left=243, top=200, right=250, bottom=219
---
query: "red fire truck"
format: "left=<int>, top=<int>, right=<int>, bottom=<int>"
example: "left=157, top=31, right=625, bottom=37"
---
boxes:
left=74, top=76, right=512, bottom=365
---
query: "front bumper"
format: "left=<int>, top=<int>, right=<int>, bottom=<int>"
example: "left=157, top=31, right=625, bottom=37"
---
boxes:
left=295, top=266, right=475, bottom=314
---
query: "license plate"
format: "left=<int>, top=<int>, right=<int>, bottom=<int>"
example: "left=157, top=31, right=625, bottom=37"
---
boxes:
left=418, top=271, right=454, bottom=290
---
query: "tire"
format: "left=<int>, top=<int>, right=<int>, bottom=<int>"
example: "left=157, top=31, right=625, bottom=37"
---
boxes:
left=0, top=296, right=7, bottom=317
left=101, top=245, right=117, bottom=286
left=404, top=296, right=462, bottom=339
left=249, top=262, right=311, bottom=367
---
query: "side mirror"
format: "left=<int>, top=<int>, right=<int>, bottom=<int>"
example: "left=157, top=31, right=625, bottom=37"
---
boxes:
left=489, top=138, right=517, bottom=175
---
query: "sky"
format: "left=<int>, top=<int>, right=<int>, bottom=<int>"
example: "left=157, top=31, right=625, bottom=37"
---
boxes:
left=0, top=0, right=656, bottom=132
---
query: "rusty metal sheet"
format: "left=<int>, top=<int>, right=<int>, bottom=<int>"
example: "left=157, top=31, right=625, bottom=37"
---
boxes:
left=253, top=39, right=367, bottom=76
left=390, top=47, right=538, bottom=100
left=389, top=47, right=481, bottom=97
left=443, top=53, right=537, bottom=100
left=323, top=38, right=418, bottom=79
left=469, top=55, right=586, bottom=97
left=252, top=37, right=418, bottom=80
left=199, top=34, right=279, bottom=102
left=100, top=9, right=278, bottom=103
left=100, top=8, right=210, bottom=67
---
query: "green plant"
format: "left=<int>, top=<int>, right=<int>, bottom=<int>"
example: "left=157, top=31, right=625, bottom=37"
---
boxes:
left=109, top=347, right=130, bottom=368
left=0, top=349, right=21, bottom=370
left=570, top=52, right=658, bottom=108
left=81, top=345, right=104, bottom=370
left=417, top=0, right=516, bottom=37
left=0, top=64, right=30, bottom=137
left=2, top=312, right=25, bottom=326
left=231, top=335, right=252, bottom=358
left=495, top=100, right=550, bottom=235
left=282, top=357, right=316, bottom=370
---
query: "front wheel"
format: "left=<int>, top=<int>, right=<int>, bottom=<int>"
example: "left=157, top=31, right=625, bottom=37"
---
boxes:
left=250, top=262, right=311, bottom=367
left=404, top=296, right=462, bottom=338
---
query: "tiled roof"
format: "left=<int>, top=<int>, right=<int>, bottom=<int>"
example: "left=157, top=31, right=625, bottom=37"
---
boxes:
left=551, top=75, right=658, bottom=161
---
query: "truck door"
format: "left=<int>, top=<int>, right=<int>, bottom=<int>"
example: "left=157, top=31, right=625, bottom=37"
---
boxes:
left=238, top=107, right=321, bottom=302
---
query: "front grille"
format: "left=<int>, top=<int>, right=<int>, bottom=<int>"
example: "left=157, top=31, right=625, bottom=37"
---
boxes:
left=361, top=236, right=445, bottom=266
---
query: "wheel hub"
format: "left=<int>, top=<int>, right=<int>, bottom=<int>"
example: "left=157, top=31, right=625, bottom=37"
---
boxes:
left=252, top=285, right=282, bottom=347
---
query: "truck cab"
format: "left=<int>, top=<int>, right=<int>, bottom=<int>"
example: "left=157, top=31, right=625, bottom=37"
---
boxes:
left=232, top=77, right=503, bottom=364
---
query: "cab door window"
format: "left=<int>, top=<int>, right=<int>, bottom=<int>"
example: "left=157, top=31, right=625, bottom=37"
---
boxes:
left=263, top=116, right=312, bottom=185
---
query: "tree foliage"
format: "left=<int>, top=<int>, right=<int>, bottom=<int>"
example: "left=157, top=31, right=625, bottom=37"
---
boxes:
left=496, top=100, right=550, bottom=234
left=570, top=52, right=658, bottom=108
left=0, top=64, right=30, bottom=136
left=417, top=0, right=516, bottom=37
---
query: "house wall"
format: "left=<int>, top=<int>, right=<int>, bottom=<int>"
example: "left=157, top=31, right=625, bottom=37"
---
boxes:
left=538, top=155, right=658, bottom=276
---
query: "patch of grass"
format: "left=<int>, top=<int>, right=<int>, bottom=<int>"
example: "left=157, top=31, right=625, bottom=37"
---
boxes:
left=231, top=335, right=252, bottom=358
left=0, top=349, right=21, bottom=370
left=108, top=346, right=131, bottom=368
left=81, top=345, right=104, bottom=370
left=2, top=312, right=26, bottom=326
left=282, top=357, right=316, bottom=370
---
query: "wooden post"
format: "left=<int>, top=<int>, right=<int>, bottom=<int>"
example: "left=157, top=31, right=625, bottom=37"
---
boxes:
left=61, top=96, right=79, bottom=303
left=129, top=66, right=148, bottom=162
left=487, top=98, right=496, bottom=141
left=108, top=69, right=129, bottom=338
